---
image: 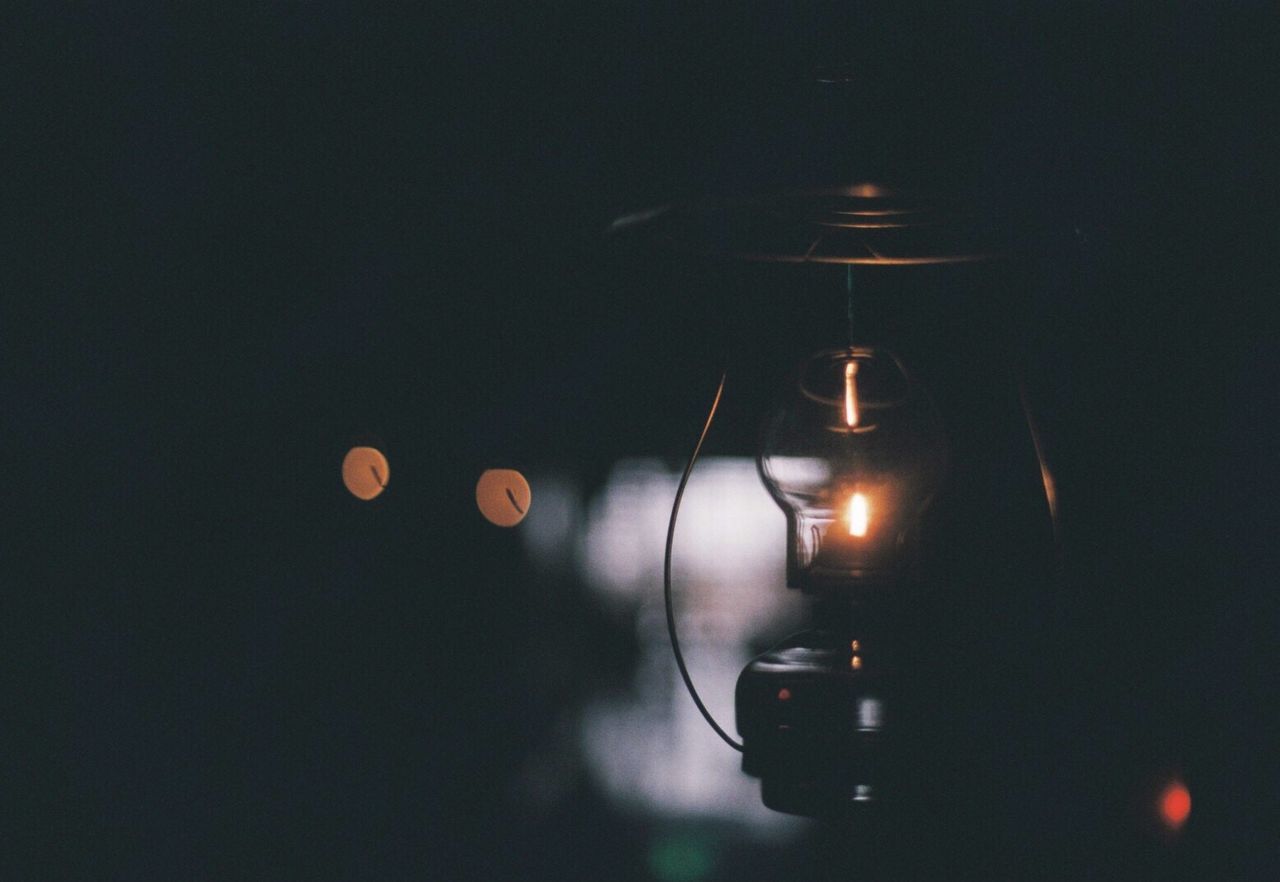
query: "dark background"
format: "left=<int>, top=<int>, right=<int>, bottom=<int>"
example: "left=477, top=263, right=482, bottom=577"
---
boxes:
left=5, top=3, right=1275, bottom=879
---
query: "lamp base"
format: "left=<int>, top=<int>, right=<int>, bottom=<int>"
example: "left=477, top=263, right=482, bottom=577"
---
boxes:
left=735, top=628, right=889, bottom=817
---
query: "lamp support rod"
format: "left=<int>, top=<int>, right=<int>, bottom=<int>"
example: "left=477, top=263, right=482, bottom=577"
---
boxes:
left=846, top=263, right=856, bottom=346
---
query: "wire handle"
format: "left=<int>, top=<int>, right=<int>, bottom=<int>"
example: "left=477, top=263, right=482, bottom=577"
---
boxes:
left=664, top=370, right=744, bottom=752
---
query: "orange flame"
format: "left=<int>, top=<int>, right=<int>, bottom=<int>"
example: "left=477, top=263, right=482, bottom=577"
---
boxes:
left=848, top=492, right=869, bottom=537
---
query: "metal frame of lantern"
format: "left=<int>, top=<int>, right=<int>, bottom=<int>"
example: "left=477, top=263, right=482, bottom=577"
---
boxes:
left=608, top=183, right=1008, bottom=267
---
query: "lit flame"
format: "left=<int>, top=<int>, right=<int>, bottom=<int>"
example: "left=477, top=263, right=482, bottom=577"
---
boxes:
left=843, top=361, right=859, bottom=428
left=848, top=492, right=869, bottom=537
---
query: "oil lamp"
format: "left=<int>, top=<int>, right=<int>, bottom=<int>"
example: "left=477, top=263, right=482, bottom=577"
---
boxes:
left=727, top=341, right=950, bottom=816
left=622, top=181, right=1036, bottom=817
left=655, top=312, right=955, bottom=814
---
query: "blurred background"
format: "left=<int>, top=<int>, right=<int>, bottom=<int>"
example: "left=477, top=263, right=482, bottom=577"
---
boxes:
left=5, top=3, right=1275, bottom=880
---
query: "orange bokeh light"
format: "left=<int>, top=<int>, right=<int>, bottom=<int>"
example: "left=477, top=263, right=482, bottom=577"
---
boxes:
left=1158, top=780, right=1191, bottom=830
left=475, top=468, right=531, bottom=527
left=342, top=446, right=389, bottom=501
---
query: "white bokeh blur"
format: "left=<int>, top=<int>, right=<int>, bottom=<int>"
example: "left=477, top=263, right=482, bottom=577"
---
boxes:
left=526, top=458, right=806, bottom=835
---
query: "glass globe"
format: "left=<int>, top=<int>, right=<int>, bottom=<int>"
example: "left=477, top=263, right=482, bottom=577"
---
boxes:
left=757, top=347, right=948, bottom=592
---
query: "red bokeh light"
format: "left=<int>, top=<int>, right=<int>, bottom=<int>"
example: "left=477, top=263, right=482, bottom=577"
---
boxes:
left=1158, top=780, right=1191, bottom=830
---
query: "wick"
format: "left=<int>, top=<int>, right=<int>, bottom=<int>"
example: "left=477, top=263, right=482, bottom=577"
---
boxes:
left=370, top=465, right=385, bottom=488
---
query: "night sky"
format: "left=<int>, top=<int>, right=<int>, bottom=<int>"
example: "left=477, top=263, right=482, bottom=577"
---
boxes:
left=6, top=4, right=1275, bottom=880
